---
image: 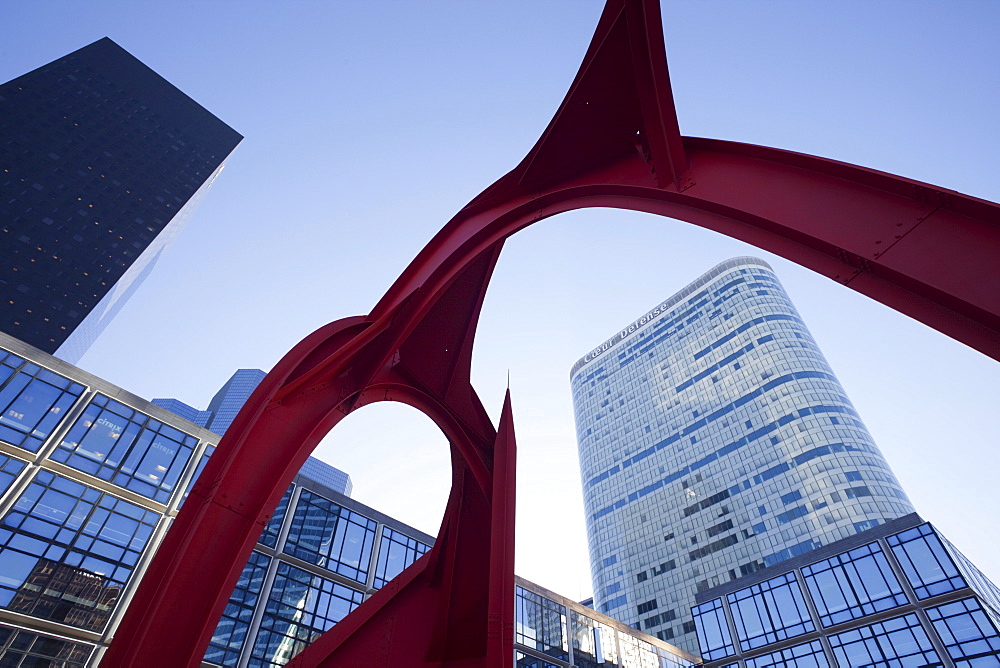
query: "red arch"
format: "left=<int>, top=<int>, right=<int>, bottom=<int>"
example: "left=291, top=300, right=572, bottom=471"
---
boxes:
left=104, top=0, right=999, bottom=665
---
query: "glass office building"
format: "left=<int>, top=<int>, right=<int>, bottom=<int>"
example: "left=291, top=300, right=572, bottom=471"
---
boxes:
left=692, top=513, right=1000, bottom=667
left=0, top=37, right=241, bottom=363
left=204, top=477, right=699, bottom=668
left=571, top=257, right=914, bottom=653
left=0, top=332, right=691, bottom=666
left=0, top=331, right=220, bottom=664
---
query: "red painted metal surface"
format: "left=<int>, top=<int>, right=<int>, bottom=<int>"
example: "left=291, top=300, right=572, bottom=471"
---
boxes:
left=104, top=0, right=1000, bottom=665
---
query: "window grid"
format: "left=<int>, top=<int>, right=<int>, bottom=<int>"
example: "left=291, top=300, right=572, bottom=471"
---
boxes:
left=886, top=523, right=966, bottom=599
left=515, top=585, right=569, bottom=661
left=0, top=353, right=85, bottom=453
left=744, top=639, right=829, bottom=667
left=727, top=571, right=814, bottom=650
left=0, top=469, right=159, bottom=631
left=0, top=623, right=93, bottom=666
left=926, top=597, right=1000, bottom=666
left=828, top=612, right=940, bottom=667
left=801, top=541, right=907, bottom=627
left=204, top=550, right=271, bottom=667
left=373, top=526, right=430, bottom=589
left=51, top=394, right=198, bottom=503
left=691, top=597, right=734, bottom=660
left=250, top=562, right=364, bottom=667
left=0, top=454, right=27, bottom=499
left=282, top=489, right=376, bottom=583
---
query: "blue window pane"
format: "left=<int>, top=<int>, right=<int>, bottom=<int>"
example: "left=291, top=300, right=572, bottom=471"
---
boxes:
left=926, top=597, right=1000, bottom=665
left=886, top=523, right=966, bottom=599
left=829, top=612, right=941, bottom=667
left=727, top=571, right=813, bottom=650
left=51, top=396, right=198, bottom=504
left=0, top=356, right=83, bottom=453
left=745, top=639, right=829, bottom=667
left=515, top=586, right=569, bottom=661
left=205, top=551, right=270, bottom=667
left=0, top=454, right=27, bottom=499
left=0, top=470, right=159, bottom=631
left=282, top=489, right=376, bottom=583
left=692, top=597, right=734, bottom=660
left=250, top=562, right=364, bottom=667
left=802, top=541, right=907, bottom=627
left=373, top=526, right=430, bottom=589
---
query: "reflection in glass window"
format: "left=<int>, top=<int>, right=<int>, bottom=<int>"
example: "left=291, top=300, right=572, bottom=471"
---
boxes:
left=692, top=597, right=735, bottom=660
left=0, top=470, right=159, bottom=631
left=828, top=613, right=940, bottom=667
left=657, top=646, right=698, bottom=668
left=802, top=541, right=906, bottom=627
left=251, top=562, right=364, bottom=667
left=617, top=631, right=660, bottom=668
left=0, top=623, right=94, bottom=666
left=515, top=649, right=562, bottom=668
left=744, top=639, right=829, bottom=667
left=571, top=610, right=621, bottom=668
left=0, top=353, right=84, bottom=453
left=516, top=586, right=569, bottom=661
left=373, top=526, right=429, bottom=589
left=259, top=485, right=292, bottom=549
left=52, top=394, right=198, bottom=503
left=282, top=489, right=376, bottom=583
left=727, top=571, right=814, bottom=650
left=0, top=454, right=27, bottom=498
left=926, top=597, right=1000, bottom=665
left=205, top=551, right=270, bottom=667
left=886, top=523, right=966, bottom=599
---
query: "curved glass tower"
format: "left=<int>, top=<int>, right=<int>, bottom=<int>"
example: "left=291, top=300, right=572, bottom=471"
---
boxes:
left=570, top=257, right=914, bottom=654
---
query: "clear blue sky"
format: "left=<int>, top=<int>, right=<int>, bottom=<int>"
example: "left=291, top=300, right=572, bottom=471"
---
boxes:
left=2, top=1, right=998, bottom=601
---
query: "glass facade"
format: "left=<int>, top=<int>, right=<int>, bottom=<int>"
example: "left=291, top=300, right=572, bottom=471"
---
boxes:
left=926, top=597, right=1000, bottom=666
left=693, top=515, right=1000, bottom=667
left=249, top=562, right=365, bottom=667
left=802, top=541, right=907, bottom=627
left=0, top=335, right=217, bottom=664
left=373, top=526, right=430, bottom=588
left=51, top=394, right=198, bottom=503
left=0, top=38, right=241, bottom=362
left=571, top=258, right=914, bottom=653
left=828, top=613, right=940, bottom=666
left=0, top=352, right=85, bottom=453
left=0, top=337, right=700, bottom=667
left=887, top=523, right=967, bottom=600
left=282, top=489, right=376, bottom=583
left=0, top=624, right=93, bottom=666
left=727, top=572, right=813, bottom=650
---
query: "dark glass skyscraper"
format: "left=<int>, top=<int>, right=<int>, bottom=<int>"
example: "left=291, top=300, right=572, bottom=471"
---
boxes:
left=0, top=37, right=241, bottom=362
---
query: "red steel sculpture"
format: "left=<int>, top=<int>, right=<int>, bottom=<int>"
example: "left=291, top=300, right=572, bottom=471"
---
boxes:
left=104, top=0, right=1000, bottom=665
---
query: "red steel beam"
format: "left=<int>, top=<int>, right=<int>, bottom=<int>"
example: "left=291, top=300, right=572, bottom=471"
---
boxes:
left=104, top=0, right=999, bottom=665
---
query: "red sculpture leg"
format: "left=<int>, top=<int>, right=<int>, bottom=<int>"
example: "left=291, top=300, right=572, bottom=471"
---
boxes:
left=105, top=0, right=1000, bottom=665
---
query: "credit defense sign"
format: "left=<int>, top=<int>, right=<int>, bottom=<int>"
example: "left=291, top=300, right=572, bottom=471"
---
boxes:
left=568, top=257, right=767, bottom=380
left=569, top=299, right=675, bottom=378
